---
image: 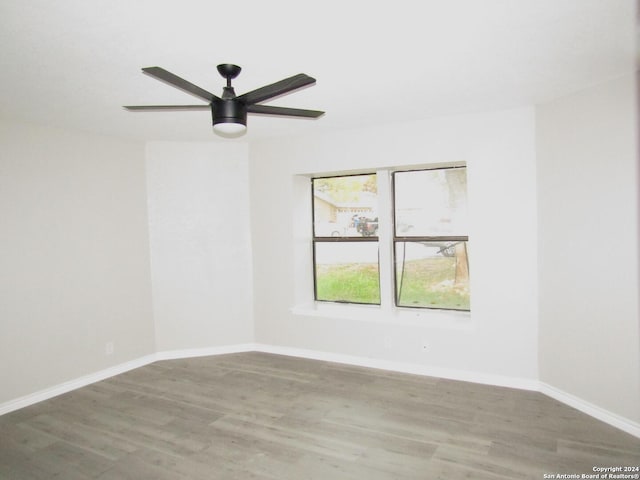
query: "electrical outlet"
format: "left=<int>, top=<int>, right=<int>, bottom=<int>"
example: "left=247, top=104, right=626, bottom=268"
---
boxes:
left=105, top=341, right=114, bottom=355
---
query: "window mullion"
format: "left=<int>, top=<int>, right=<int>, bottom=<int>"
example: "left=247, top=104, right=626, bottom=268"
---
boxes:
left=376, top=169, right=394, bottom=310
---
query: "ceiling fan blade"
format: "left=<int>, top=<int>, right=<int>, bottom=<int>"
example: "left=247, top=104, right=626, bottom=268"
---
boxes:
left=123, top=105, right=210, bottom=111
left=142, top=67, right=219, bottom=102
left=238, top=74, right=316, bottom=105
left=247, top=104, right=324, bottom=118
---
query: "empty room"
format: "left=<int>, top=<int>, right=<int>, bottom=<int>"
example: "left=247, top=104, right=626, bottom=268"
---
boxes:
left=1, top=1, right=639, bottom=478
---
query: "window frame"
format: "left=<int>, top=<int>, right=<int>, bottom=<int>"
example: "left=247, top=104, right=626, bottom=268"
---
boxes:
left=309, top=166, right=470, bottom=312
left=311, top=173, right=380, bottom=305
left=391, top=166, right=470, bottom=311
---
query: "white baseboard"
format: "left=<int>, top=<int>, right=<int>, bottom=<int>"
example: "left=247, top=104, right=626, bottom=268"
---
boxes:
left=257, top=345, right=639, bottom=438
left=539, top=382, right=640, bottom=439
left=2, top=344, right=638, bottom=439
left=253, top=343, right=540, bottom=391
left=155, top=343, right=258, bottom=361
left=0, top=344, right=260, bottom=416
left=0, top=354, right=157, bottom=416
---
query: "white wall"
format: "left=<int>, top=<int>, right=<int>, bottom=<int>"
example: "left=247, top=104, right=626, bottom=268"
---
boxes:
left=536, top=74, right=640, bottom=424
left=146, top=141, right=254, bottom=352
left=0, top=119, right=155, bottom=404
left=249, top=108, right=539, bottom=385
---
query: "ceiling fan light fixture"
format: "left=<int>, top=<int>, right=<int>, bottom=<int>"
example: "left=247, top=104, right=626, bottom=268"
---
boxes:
left=212, top=100, right=247, bottom=136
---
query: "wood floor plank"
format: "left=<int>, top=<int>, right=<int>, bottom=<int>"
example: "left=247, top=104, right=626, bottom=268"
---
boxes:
left=21, top=413, right=136, bottom=461
left=1, top=352, right=639, bottom=479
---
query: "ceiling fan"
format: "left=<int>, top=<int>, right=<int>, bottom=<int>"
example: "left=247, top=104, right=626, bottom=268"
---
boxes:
left=124, top=64, right=324, bottom=136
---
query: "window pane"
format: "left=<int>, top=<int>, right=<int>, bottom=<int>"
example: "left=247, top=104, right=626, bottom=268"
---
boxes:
left=314, top=242, right=380, bottom=304
left=394, top=168, right=467, bottom=237
left=313, top=174, right=378, bottom=238
left=395, top=241, right=470, bottom=310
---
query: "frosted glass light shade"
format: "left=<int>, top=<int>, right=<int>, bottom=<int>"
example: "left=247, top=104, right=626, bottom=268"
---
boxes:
left=213, top=122, right=247, bottom=136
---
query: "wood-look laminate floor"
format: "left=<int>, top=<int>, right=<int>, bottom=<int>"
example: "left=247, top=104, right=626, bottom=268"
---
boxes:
left=1, top=352, right=638, bottom=479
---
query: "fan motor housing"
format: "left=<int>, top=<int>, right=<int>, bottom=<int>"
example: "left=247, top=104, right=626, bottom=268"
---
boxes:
left=211, top=99, right=247, bottom=127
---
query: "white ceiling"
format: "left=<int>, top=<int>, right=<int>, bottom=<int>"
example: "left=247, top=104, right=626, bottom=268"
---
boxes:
left=0, top=0, right=637, bottom=143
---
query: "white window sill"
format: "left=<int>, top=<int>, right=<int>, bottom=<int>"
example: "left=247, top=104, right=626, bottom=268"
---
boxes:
left=290, top=302, right=474, bottom=330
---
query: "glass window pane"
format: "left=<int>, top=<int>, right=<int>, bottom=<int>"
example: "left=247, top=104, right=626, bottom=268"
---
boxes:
left=395, top=241, right=470, bottom=310
left=394, top=168, right=467, bottom=237
left=313, top=174, right=378, bottom=238
left=314, top=242, right=380, bottom=304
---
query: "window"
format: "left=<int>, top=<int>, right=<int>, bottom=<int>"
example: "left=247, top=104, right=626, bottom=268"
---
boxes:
left=311, top=166, right=469, bottom=311
left=312, top=174, right=380, bottom=304
left=393, top=167, right=469, bottom=310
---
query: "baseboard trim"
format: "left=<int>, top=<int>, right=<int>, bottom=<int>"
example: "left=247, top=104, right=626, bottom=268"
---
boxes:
left=0, top=344, right=259, bottom=417
left=2, top=344, right=638, bottom=439
left=155, top=343, right=258, bottom=361
left=253, top=343, right=540, bottom=391
left=539, top=382, right=640, bottom=439
left=0, top=354, right=157, bottom=416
